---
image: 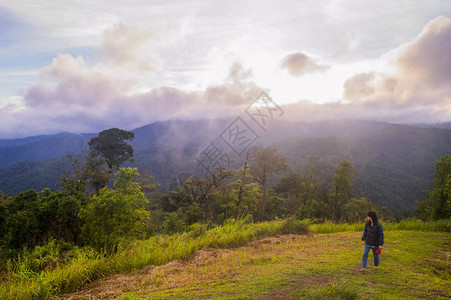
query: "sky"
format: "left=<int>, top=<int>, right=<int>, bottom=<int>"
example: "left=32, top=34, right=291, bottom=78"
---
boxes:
left=0, top=0, right=450, bottom=138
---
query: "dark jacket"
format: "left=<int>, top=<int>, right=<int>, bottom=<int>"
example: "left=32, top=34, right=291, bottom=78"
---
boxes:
left=361, top=221, right=384, bottom=247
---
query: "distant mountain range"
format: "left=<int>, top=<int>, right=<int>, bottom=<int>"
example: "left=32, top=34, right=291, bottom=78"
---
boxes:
left=1, top=119, right=450, bottom=215
left=0, top=119, right=391, bottom=167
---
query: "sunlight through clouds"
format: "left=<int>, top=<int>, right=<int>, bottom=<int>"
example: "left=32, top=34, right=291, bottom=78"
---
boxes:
left=0, top=0, right=450, bottom=138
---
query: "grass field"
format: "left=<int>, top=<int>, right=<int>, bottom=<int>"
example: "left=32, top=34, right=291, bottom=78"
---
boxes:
left=64, top=230, right=451, bottom=300
left=1, top=220, right=449, bottom=299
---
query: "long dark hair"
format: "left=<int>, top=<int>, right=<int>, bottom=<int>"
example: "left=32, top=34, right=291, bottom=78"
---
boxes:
left=367, top=211, right=378, bottom=223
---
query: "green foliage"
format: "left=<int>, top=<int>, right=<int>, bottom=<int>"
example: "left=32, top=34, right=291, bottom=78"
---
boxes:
left=161, top=210, right=187, bottom=234
left=38, top=189, right=82, bottom=244
left=79, top=167, right=150, bottom=255
left=309, top=219, right=451, bottom=233
left=309, top=221, right=363, bottom=233
left=1, top=125, right=450, bottom=217
left=88, top=128, right=135, bottom=170
left=212, top=180, right=262, bottom=222
left=1, top=188, right=83, bottom=256
left=1, top=218, right=450, bottom=299
left=377, top=205, right=396, bottom=222
left=7, top=239, right=74, bottom=277
left=279, top=216, right=309, bottom=235
left=3, top=190, right=40, bottom=253
left=249, top=145, right=288, bottom=221
left=343, top=197, right=375, bottom=223
left=331, top=160, right=354, bottom=221
left=416, top=154, right=451, bottom=220
left=389, top=219, right=451, bottom=232
left=0, top=219, right=288, bottom=299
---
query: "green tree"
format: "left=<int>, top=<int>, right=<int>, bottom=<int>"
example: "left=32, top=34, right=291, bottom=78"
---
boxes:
left=274, top=173, right=302, bottom=211
left=88, top=128, right=135, bottom=171
left=416, top=154, right=451, bottom=220
left=212, top=159, right=261, bottom=222
left=212, top=180, right=262, bottom=222
left=60, top=149, right=92, bottom=204
left=0, top=191, right=7, bottom=240
left=181, top=169, right=232, bottom=222
left=343, top=197, right=375, bottom=223
left=86, top=128, right=135, bottom=193
left=331, top=160, right=354, bottom=222
left=79, top=167, right=150, bottom=255
left=3, top=190, right=41, bottom=252
left=38, top=189, right=82, bottom=244
left=377, top=206, right=395, bottom=222
left=249, top=145, right=287, bottom=221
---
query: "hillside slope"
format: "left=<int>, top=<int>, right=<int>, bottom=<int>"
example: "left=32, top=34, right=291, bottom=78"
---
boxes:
left=0, top=119, right=388, bottom=167
left=276, top=125, right=451, bottom=212
left=0, top=124, right=450, bottom=214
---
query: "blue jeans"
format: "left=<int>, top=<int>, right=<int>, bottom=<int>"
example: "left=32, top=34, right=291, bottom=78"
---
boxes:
left=362, top=243, right=379, bottom=268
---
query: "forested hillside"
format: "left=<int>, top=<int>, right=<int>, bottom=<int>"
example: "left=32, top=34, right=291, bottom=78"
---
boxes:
left=0, top=133, right=95, bottom=167
left=276, top=125, right=451, bottom=213
left=0, top=123, right=450, bottom=214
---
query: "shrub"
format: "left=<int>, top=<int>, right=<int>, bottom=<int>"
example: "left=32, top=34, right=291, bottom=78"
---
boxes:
left=279, top=217, right=309, bottom=235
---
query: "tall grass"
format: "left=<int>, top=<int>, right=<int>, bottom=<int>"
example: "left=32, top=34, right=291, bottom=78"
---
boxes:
left=309, top=222, right=362, bottom=233
left=310, top=219, right=451, bottom=234
left=0, top=218, right=298, bottom=300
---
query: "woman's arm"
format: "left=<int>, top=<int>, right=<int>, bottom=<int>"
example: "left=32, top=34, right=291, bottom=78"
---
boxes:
left=378, top=223, right=384, bottom=247
left=361, top=223, right=368, bottom=242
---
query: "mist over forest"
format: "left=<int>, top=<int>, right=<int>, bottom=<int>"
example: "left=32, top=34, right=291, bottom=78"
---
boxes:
left=1, top=118, right=450, bottom=217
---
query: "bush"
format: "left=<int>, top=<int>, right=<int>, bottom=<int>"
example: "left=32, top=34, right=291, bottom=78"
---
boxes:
left=7, top=239, right=75, bottom=277
left=279, top=217, right=309, bottom=235
left=185, top=223, right=207, bottom=238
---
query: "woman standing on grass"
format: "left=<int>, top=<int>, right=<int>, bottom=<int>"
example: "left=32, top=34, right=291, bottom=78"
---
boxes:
left=360, top=211, right=384, bottom=272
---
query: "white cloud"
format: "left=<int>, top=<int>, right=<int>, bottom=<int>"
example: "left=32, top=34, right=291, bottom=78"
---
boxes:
left=280, top=52, right=329, bottom=77
left=343, top=16, right=451, bottom=109
left=0, top=22, right=263, bottom=138
left=0, top=2, right=450, bottom=138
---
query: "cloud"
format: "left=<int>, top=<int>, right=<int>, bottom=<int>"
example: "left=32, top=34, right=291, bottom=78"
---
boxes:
left=278, top=16, right=451, bottom=124
left=2, top=15, right=451, bottom=139
left=343, top=72, right=398, bottom=104
left=0, top=22, right=263, bottom=139
left=101, top=23, right=154, bottom=72
left=396, top=16, right=451, bottom=86
left=25, top=54, right=119, bottom=110
left=280, top=52, right=329, bottom=77
left=343, top=16, right=451, bottom=109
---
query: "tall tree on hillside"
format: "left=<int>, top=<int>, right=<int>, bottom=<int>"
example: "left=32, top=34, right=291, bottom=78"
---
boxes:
left=416, top=154, right=451, bottom=220
left=249, top=145, right=287, bottom=221
left=88, top=128, right=135, bottom=172
left=87, top=128, right=135, bottom=192
left=331, top=159, right=354, bottom=222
